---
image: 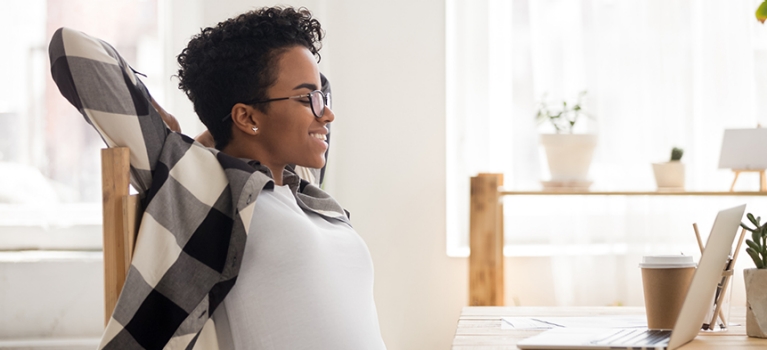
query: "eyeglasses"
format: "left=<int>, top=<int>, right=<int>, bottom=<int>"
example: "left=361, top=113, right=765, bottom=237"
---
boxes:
left=222, top=90, right=331, bottom=121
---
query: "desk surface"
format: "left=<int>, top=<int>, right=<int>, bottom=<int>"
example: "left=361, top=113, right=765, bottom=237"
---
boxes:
left=452, top=306, right=767, bottom=349
left=500, top=191, right=767, bottom=196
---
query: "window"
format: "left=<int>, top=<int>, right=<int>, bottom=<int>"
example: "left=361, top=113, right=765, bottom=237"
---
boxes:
left=446, top=0, right=767, bottom=306
left=446, top=0, right=767, bottom=257
left=0, top=0, right=162, bottom=249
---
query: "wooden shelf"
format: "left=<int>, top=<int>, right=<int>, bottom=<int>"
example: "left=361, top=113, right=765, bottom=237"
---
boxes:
left=468, top=173, right=767, bottom=307
left=500, top=190, right=767, bottom=196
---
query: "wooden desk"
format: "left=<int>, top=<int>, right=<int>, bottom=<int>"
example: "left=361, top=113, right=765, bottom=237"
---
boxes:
left=452, top=306, right=767, bottom=349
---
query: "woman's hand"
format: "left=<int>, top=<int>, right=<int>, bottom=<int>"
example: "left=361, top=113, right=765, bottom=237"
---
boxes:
left=149, top=96, right=215, bottom=147
left=150, top=97, right=181, bottom=133
left=195, top=130, right=215, bottom=148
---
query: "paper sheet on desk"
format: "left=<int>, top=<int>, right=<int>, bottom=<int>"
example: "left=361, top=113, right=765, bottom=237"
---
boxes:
left=501, top=316, right=647, bottom=330
left=501, top=318, right=555, bottom=330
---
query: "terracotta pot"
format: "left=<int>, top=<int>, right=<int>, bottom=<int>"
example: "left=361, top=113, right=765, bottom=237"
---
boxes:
left=744, top=268, right=767, bottom=338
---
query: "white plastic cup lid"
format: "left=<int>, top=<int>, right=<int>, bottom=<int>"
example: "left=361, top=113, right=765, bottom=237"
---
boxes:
left=639, top=255, right=697, bottom=269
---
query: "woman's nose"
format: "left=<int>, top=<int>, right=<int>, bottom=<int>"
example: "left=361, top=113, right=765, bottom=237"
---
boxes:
left=321, top=106, right=335, bottom=123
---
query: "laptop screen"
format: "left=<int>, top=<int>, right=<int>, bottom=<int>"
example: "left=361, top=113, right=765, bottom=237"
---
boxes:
left=667, top=204, right=745, bottom=349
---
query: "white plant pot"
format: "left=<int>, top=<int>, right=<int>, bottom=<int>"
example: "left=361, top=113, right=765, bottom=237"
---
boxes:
left=652, top=162, right=685, bottom=190
left=540, top=134, right=597, bottom=182
left=744, top=268, right=767, bottom=338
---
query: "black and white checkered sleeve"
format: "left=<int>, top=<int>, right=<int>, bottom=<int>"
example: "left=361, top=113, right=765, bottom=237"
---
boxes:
left=49, top=27, right=170, bottom=193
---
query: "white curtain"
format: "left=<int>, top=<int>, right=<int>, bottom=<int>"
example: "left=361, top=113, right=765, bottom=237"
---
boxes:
left=447, top=0, right=767, bottom=306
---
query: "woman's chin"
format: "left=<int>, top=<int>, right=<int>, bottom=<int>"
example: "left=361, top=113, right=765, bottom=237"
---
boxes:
left=298, top=158, right=325, bottom=170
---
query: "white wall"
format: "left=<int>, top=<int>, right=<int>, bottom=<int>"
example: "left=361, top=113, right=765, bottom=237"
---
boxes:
left=168, top=1, right=467, bottom=349
left=318, top=2, right=466, bottom=349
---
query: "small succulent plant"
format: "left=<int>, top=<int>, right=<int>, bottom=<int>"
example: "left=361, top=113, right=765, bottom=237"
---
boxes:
left=741, top=213, right=767, bottom=269
left=670, top=147, right=683, bottom=162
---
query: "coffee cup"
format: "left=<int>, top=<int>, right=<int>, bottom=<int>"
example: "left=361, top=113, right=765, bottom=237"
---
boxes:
left=639, top=255, right=696, bottom=330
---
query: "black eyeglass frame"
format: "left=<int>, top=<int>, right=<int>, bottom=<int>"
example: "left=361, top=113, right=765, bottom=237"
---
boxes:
left=222, top=90, right=331, bottom=121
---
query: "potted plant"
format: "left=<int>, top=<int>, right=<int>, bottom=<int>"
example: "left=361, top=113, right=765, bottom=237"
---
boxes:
left=739, top=213, right=767, bottom=338
left=535, top=91, right=596, bottom=189
left=652, top=147, right=685, bottom=191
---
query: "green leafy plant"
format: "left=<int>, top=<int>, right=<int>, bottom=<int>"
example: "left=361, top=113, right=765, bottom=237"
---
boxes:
left=740, top=213, right=767, bottom=269
left=670, top=147, right=684, bottom=161
left=535, top=91, right=590, bottom=134
left=757, top=1, right=767, bottom=24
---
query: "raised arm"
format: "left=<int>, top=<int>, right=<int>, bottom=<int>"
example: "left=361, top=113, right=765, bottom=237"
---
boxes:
left=49, top=27, right=169, bottom=193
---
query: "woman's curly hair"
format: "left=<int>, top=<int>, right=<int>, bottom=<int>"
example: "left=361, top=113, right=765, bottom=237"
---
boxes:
left=176, top=7, right=324, bottom=149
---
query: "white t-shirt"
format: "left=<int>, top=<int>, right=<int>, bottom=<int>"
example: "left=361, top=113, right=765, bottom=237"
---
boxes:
left=222, top=184, right=386, bottom=349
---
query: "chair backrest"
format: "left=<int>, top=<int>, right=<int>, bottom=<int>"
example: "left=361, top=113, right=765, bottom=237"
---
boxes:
left=101, top=147, right=142, bottom=325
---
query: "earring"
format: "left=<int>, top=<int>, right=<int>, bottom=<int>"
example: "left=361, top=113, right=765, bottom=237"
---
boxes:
left=252, top=125, right=258, bottom=133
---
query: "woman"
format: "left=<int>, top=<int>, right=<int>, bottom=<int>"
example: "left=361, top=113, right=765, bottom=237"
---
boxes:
left=49, top=7, right=385, bottom=350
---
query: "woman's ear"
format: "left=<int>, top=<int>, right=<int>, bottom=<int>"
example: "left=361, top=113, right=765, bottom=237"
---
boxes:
left=230, top=103, right=260, bottom=135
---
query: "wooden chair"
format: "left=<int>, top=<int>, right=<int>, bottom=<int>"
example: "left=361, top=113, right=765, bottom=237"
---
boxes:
left=101, top=147, right=142, bottom=325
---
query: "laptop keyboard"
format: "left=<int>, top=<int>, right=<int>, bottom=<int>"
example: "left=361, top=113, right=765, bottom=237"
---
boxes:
left=590, top=329, right=672, bottom=348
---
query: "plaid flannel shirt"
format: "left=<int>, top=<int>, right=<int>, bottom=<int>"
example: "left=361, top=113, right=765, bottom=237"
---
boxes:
left=49, top=27, right=350, bottom=350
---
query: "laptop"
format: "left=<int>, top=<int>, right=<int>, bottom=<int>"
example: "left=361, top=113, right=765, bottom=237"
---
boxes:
left=517, top=204, right=746, bottom=350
